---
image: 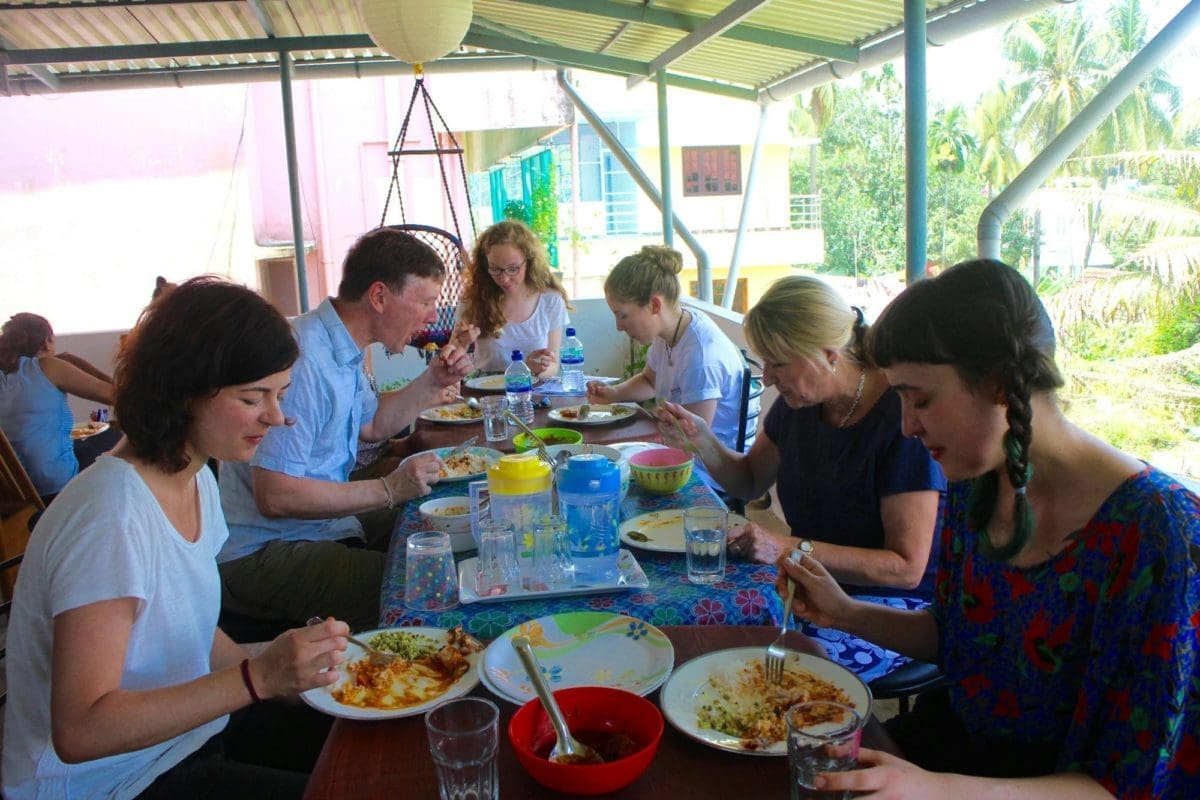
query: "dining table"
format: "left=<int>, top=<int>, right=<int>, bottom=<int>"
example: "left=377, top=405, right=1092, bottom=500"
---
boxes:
left=302, top=624, right=903, bottom=799
left=386, top=405, right=926, bottom=683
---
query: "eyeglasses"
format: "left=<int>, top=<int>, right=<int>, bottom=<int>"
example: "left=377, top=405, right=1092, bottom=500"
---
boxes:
left=487, top=261, right=525, bottom=278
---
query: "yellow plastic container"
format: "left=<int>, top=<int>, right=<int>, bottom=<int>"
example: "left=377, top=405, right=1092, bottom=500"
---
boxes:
left=487, top=454, right=553, bottom=560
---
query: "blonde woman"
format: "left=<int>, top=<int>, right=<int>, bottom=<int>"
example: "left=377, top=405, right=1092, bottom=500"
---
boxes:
left=657, top=275, right=944, bottom=596
left=589, top=246, right=745, bottom=483
left=457, top=220, right=572, bottom=380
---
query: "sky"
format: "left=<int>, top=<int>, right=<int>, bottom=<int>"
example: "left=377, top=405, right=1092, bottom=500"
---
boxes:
left=923, top=0, right=1200, bottom=109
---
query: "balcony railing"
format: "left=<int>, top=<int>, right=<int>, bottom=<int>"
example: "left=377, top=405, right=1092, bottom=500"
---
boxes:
left=790, top=194, right=822, bottom=229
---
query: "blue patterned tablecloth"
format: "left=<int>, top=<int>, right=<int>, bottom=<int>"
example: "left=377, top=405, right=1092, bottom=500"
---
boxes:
left=380, top=473, right=922, bottom=683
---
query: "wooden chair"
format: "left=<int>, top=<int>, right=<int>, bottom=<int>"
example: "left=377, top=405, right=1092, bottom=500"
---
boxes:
left=0, top=426, right=45, bottom=602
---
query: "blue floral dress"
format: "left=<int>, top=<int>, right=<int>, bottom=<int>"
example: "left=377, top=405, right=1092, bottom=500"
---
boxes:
left=932, top=466, right=1200, bottom=797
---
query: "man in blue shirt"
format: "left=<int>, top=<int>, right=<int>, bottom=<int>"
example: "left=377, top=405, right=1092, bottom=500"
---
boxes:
left=218, top=228, right=472, bottom=631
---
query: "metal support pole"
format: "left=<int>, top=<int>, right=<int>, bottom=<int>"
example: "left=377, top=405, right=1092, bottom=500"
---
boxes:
left=279, top=50, right=310, bottom=311
left=904, top=0, right=927, bottom=285
left=556, top=70, right=711, bottom=300
left=656, top=71, right=674, bottom=248
left=726, top=103, right=769, bottom=309
left=978, top=0, right=1200, bottom=260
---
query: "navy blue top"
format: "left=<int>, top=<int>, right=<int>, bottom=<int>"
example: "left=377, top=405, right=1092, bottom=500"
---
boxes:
left=763, top=387, right=946, bottom=598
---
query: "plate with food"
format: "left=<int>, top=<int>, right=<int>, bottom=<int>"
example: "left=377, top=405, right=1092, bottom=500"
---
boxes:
left=659, top=647, right=871, bottom=755
left=430, top=446, right=503, bottom=481
left=619, top=509, right=751, bottom=554
left=300, top=626, right=484, bottom=720
left=548, top=404, right=636, bottom=426
left=419, top=402, right=483, bottom=425
left=465, top=374, right=541, bottom=392
left=479, top=611, right=674, bottom=706
left=70, top=421, right=110, bottom=440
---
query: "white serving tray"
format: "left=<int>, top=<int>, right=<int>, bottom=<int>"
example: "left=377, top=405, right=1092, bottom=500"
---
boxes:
left=457, top=548, right=649, bottom=605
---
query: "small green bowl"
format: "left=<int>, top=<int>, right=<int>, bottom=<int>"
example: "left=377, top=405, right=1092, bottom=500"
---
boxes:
left=512, top=427, right=584, bottom=452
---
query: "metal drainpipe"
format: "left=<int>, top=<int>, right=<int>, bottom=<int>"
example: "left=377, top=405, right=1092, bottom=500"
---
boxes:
left=905, top=0, right=928, bottom=285
left=556, top=70, right=711, bottom=300
left=657, top=71, right=674, bottom=248
left=979, top=0, right=1200, bottom=260
left=279, top=50, right=310, bottom=312
left=726, top=103, right=769, bottom=309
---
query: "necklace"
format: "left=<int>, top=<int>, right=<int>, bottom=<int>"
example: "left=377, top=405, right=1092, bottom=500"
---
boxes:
left=837, top=368, right=866, bottom=428
left=665, top=310, right=688, bottom=366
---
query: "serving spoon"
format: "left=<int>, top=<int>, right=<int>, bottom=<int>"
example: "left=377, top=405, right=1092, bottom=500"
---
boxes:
left=511, top=636, right=603, bottom=765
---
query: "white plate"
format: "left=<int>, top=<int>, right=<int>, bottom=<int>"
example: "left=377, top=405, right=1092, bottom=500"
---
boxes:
left=620, top=509, right=750, bottom=554
left=457, top=548, right=649, bottom=604
left=300, top=626, right=481, bottom=720
left=548, top=403, right=636, bottom=426
left=419, top=403, right=483, bottom=425
left=479, top=611, right=675, bottom=705
left=70, top=422, right=110, bottom=440
left=659, top=647, right=872, bottom=756
left=465, top=374, right=542, bottom=392
left=429, top=446, right=502, bottom=482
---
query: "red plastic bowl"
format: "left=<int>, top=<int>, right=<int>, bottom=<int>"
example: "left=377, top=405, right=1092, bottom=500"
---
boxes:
left=508, top=686, right=664, bottom=796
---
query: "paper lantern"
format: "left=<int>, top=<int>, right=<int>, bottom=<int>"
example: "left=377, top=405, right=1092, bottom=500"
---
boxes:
left=361, top=0, right=474, bottom=64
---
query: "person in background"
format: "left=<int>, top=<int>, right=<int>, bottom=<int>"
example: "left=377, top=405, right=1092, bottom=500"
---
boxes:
left=780, top=259, right=1199, bottom=798
left=658, top=275, right=944, bottom=597
left=218, top=227, right=473, bottom=632
left=2, top=278, right=348, bottom=799
left=456, top=219, right=571, bottom=380
left=588, top=245, right=745, bottom=485
left=0, top=312, right=120, bottom=501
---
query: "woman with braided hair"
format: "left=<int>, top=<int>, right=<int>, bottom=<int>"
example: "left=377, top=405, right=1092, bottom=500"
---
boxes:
left=779, top=259, right=1199, bottom=798
left=657, top=275, right=945, bottom=598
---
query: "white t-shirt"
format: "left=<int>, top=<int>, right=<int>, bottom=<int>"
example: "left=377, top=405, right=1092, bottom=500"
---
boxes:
left=3, top=456, right=229, bottom=800
left=467, top=291, right=571, bottom=372
left=645, top=309, right=750, bottom=476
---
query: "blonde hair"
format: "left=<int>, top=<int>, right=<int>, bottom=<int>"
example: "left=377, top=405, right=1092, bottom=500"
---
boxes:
left=604, top=246, right=682, bottom=307
left=745, top=276, right=866, bottom=364
left=462, top=220, right=572, bottom=337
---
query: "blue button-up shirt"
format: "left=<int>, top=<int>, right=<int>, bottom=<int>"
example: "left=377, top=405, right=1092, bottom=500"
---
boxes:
left=218, top=298, right=379, bottom=562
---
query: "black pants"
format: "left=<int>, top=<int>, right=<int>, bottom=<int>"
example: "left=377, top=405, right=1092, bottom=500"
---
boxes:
left=136, top=701, right=332, bottom=800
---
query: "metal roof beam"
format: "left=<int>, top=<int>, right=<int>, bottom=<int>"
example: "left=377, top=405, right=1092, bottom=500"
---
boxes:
left=246, top=0, right=276, bottom=38
left=0, top=34, right=374, bottom=65
left=0, top=0, right=227, bottom=8
left=0, top=34, right=59, bottom=89
left=463, top=27, right=649, bottom=77
left=505, top=0, right=857, bottom=61
left=628, top=0, right=770, bottom=88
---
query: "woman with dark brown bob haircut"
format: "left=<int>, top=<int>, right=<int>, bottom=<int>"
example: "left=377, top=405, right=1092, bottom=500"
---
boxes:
left=3, top=277, right=351, bottom=799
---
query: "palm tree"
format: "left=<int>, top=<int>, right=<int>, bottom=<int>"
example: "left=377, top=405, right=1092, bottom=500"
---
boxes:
left=1095, top=0, right=1179, bottom=153
left=929, top=105, right=978, bottom=265
left=973, top=84, right=1022, bottom=197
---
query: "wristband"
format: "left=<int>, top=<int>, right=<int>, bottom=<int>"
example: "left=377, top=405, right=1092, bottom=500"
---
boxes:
left=380, top=477, right=396, bottom=510
left=240, top=658, right=263, bottom=703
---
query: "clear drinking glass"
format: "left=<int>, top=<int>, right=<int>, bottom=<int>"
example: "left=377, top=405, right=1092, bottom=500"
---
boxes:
left=404, top=531, right=459, bottom=611
left=475, top=521, right=519, bottom=597
left=426, top=697, right=500, bottom=800
left=786, top=701, right=864, bottom=800
left=683, top=506, right=728, bottom=584
left=481, top=396, right=509, bottom=443
left=527, top=514, right=574, bottom=590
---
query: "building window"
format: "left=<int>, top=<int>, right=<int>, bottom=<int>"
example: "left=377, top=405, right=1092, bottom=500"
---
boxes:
left=683, top=146, right=742, bottom=196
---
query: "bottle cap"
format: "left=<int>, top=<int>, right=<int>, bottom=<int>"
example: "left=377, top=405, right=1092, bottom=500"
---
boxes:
left=488, top=453, right=552, bottom=494
left=511, top=350, right=524, bottom=361
left=566, top=327, right=576, bottom=337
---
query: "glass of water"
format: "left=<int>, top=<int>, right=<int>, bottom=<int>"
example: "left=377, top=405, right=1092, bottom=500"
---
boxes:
left=481, top=396, right=509, bottom=443
left=683, top=506, right=728, bottom=584
left=786, top=701, right=863, bottom=800
left=426, top=697, right=500, bottom=800
left=404, top=531, right=459, bottom=611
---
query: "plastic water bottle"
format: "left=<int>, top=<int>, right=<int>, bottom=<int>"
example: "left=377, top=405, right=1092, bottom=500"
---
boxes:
left=505, top=350, right=535, bottom=424
left=560, top=327, right=585, bottom=393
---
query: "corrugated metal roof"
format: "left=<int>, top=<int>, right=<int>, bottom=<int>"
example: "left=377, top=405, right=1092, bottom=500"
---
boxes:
left=0, top=0, right=968, bottom=96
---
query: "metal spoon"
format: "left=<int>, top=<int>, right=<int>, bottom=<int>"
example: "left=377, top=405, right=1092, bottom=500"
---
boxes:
left=306, top=616, right=397, bottom=666
left=511, top=636, right=603, bottom=765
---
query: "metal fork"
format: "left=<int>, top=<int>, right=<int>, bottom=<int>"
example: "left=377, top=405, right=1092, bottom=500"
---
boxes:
left=764, top=577, right=796, bottom=684
left=445, top=434, right=479, bottom=459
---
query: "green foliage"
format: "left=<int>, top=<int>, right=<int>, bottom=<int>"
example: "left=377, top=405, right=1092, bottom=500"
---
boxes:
left=503, top=199, right=529, bottom=223
left=1146, top=292, right=1200, bottom=354
left=625, top=341, right=649, bottom=379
